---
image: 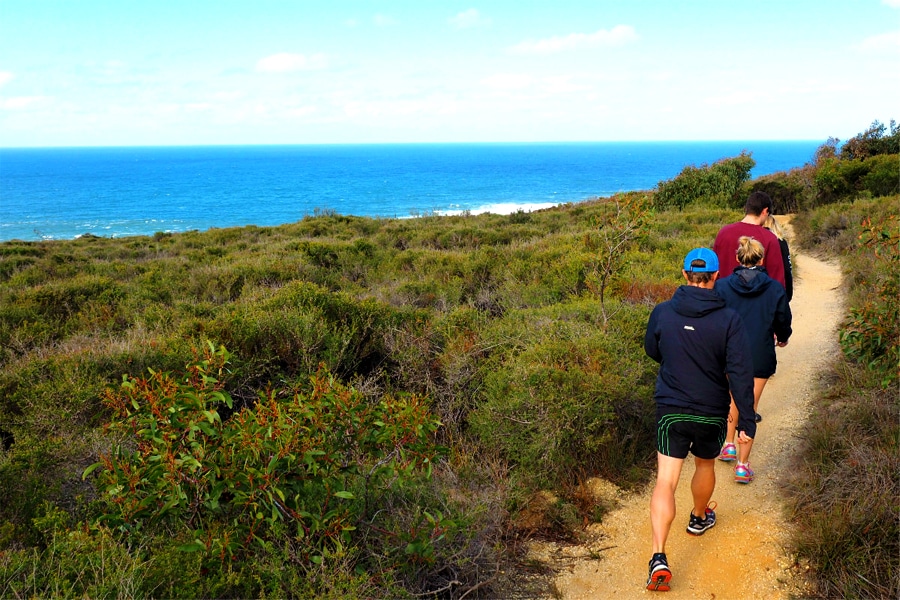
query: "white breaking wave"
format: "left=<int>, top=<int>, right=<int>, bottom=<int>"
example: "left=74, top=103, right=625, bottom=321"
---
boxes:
left=432, top=201, right=561, bottom=217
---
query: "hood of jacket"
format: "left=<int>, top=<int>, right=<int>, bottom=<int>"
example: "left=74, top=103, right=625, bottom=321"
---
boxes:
left=670, top=285, right=726, bottom=318
left=723, top=266, right=774, bottom=298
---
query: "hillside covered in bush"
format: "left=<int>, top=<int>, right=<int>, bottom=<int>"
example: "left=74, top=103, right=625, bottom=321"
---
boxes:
left=0, top=121, right=897, bottom=598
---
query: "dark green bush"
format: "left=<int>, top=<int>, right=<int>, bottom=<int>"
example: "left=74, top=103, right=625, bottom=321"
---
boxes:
left=210, top=281, right=410, bottom=383
left=87, top=345, right=447, bottom=567
left=812, top=153, right=899, bottom=206
left=839, top=119, right=900, bottom=160
left=0, top=256, right=36, bottom=283
left=470, top=300, right=655, bottom=491
left=0, top=445, right=66, bottom=549
left=859, top=153, right=900, bottom=197
left=654, top=152, right=755, bottom=210
left=793, top=198, right=898, bottom=388
left=742, top=166, right=813, bottom=213
left=838, top=212, right=899, bottom=387
left=0, top=272, right=132, bottom=355
left=0, top=503, right=382, bottom=599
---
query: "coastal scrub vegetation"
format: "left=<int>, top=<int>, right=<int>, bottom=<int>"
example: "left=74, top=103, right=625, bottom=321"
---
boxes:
left=0, top=122, right=897, bottom=598
left=787, top=196, right=898, bottom=599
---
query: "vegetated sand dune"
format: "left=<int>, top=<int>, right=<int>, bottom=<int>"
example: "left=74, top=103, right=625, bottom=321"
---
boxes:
left=531, top=219, right=845, bottom=599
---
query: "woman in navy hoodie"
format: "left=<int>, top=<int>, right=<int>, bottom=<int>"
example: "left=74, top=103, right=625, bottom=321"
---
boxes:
left=714, top=236, right=792, bottom=483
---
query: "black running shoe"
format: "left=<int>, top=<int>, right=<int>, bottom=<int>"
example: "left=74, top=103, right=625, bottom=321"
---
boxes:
left=686, top=503, right=717, bottom=536
left=646, top=553, right=671, bottom=592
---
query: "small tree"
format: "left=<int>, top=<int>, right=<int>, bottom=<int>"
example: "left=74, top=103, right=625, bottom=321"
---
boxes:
left=586, top=193, right=653, bottom=327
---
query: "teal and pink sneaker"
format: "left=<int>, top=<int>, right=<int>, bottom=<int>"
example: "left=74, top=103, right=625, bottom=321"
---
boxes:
left=718, top=443, right=737, bottom=462
left=734, top=463, right=755, bottom=484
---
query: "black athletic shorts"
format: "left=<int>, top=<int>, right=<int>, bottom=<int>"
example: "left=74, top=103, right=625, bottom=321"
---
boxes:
left=656, top=405, right=727, bottom=460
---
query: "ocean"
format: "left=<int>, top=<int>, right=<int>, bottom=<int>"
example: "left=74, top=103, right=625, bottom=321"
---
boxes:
left=0, top=142, right=820, bottom=243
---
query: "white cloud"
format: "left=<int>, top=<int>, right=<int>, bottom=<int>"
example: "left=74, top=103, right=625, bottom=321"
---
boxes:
left=509, top=24, right=638, bottom=55
left=0, top=71, right=15, bottom=87
left=703, top=90, right=763, bottom=107
left=540, top=75, right=594, bottom=95
left=858, top=29, right=900, bottom=51
left=343, top=95, right=458, bottom=119
left=449, top=9, right=491, bottom=29
left=255, top=52, right=328, bottom=73
left=2, top=96, right=50, bottom=110
left=212, top=91, right=245, bottom=102
left=373, top=14, right=397, bottom=27
left=883, top=0, right=900, bottom=8
left=481, top=73, right=533, bottom=90
left=289, top=106, right=317, bottom=118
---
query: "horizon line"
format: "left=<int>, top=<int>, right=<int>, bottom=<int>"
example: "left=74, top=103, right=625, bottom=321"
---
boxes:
left=0, top=139, right=824, bottom=150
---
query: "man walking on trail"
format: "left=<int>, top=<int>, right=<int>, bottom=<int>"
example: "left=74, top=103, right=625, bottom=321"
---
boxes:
left=643, top=247, right=757, bottom=592
left=713, top=191, right=787, bottom=289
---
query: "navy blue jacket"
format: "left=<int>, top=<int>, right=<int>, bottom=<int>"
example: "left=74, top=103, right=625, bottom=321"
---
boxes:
left=645, top=285, right=757, bottom=439
left=714, top=266, right=792, bottom=379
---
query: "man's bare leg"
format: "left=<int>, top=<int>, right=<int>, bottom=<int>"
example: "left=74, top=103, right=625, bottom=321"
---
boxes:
left=650, top=452, right=685, bottom=554
left=691, top=457, right=716, bottom=518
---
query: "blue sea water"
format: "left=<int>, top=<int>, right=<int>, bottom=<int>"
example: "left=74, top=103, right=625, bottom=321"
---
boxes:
left=0, top=142, right=820, bottom=242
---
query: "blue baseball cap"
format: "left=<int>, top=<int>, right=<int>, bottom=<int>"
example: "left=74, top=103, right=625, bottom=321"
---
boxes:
left=683, top=247, right=719, bottom=272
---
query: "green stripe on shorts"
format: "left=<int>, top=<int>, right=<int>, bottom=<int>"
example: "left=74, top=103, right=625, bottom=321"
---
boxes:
left=657, top=412, right=727, bottom=456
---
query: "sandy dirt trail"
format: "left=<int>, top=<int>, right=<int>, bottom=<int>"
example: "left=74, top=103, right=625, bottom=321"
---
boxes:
left=538, top=222, right=844, bottom=599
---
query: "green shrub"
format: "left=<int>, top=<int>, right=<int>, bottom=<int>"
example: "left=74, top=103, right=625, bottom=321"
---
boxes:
left=0, top=338, right=195, bottom=545
left=31, top=276, right=123, bottom=319
left=86, top=344, right=446, bottom=568
left=0, top=503, right=383, bottom=599
left=470, top=300, right=655, bottom=492
left=812, top=154, right=899, bottom=206
left=859, top=153, right=900, bottom=197
left=839, top=213, right=899, bottom=387
left=785, top=377, right=899, bottom=599
left=787, top=195, right=899, bottom=598
left=791, top=203, right=855, bottom=252
left=210, top=281, right=407, bottom=383
left=794, top=198, right=898, bottom=387
left=0, top=355, right=110, bottom=433
left=742, top=166, right=813, bottom=213
left=497, top=241, right=591, bottom=308
left=839, top=119, right=900, bottom=160
left=654, top=152, right=755, bottom=210
left=0, top=504, right=153, bottom=598
left=815, top=157, right=867, bottom=204
left=0, top=256, right=37, bottom=283
left=0, top=446, right=64, bottom=549
left=6, top=275, right=126, bottom=337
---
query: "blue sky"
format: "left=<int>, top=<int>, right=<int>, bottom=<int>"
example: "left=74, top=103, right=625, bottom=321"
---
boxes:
left=0, top=0, right=898, bottom=147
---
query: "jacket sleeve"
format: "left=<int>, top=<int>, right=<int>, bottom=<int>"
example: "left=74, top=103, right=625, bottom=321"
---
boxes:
left=644, top=306, right=662, bottom=363
left=773, top=290, right=793, bottom=343
left=724, top=312, right=757, bottom=439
